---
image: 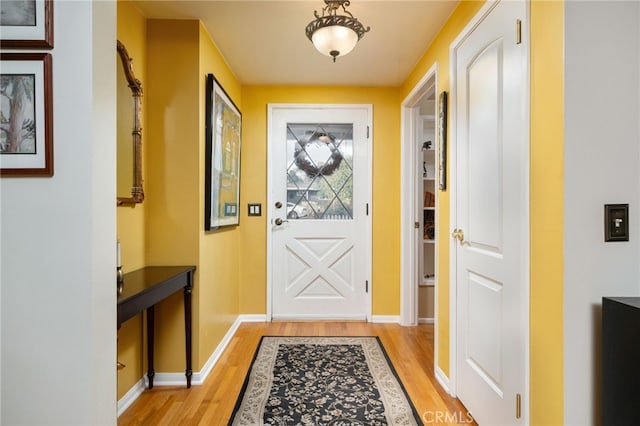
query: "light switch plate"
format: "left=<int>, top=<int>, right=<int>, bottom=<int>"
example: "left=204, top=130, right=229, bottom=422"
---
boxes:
left=248, top=203, right=262, bottom=217
left=604, top=204, right=629, bottom=242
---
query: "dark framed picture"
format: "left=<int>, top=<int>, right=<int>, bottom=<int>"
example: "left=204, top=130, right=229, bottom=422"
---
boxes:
left=204, top=74, right=241, bottom=231
left=0, top=0, right=54, bottom=49
left=438, top=90, right=447, bottom=191
left=1, top=52, right=53, bottom=177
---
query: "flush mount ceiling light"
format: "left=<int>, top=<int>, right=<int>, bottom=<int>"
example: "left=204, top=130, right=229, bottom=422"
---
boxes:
left=305, top=0, right=370, bottom=62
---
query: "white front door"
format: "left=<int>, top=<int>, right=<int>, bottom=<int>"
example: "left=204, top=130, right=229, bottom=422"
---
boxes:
left=452, top=1, right=528, bottom=424
left=268, top=105, right=372, bottom=320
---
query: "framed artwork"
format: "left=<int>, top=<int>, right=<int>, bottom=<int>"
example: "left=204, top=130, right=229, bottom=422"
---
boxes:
left=0, top=0, right=54, bottom=49
left=1, top=52, right=53, bottom=177
left=438, top=90, right=447, bottom=191
left=204, top=73, right=242, bottom=231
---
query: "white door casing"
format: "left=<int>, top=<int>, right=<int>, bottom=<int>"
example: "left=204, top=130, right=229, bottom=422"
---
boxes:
left=267, top=104, right=372, bottom=320
left=450, top=1, right=529, bottom=424
left=400, top=64, right=438, bottom=328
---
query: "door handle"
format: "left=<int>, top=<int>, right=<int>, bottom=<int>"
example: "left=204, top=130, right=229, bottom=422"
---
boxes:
left=452, top=228, right=465, bottom=243
left=274, top=218, right=288, bottom=226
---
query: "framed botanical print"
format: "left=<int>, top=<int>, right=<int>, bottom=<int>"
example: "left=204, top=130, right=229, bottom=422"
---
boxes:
left=204, top=73, right=242, bottom=230
left=0, top=0, right=54, bottom=49
left=0, top=52, right=53, bottom=176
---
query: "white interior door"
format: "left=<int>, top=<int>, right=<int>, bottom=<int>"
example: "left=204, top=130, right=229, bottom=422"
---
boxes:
left=268, top=105, right=372, bottom=320
left=453, top=1, right=528, bottom=424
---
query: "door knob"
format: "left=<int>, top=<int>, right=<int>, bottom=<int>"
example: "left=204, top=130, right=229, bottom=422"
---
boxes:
left=275, top=218, right=288, bottom=226
left=452, top=228, right=465, bottom=242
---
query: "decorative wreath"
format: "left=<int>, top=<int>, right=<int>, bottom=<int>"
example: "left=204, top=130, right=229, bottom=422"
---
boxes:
left=294, top=132, right=343, bottom=177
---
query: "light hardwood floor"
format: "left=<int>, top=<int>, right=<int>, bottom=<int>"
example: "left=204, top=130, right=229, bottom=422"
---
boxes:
left=118, top=322, right=474, bottom=425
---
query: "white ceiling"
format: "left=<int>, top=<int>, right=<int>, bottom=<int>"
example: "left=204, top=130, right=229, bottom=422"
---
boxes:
left=133, top=0, right=459, bottom=86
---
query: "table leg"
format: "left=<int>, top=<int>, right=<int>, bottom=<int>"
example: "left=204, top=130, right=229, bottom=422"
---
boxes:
left=147, top=305, right=155, bottom=389
left=184, top=281, right=193, bottom=388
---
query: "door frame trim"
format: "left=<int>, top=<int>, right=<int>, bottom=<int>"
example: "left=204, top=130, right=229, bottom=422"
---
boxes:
left=266, top=103, right=373, bottom=321
left=448, top=0, right=531, bottom=421
left=400, top=64, right=438, bottom=328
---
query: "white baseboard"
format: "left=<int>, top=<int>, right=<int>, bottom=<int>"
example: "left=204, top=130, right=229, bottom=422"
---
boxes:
left=117, top=377, right=146, bottom=417
left=238, top=314, right=268, bottom=322
left=117, top=314, right=252, bottom=417
left=418, top=317, right=435, bottom=324
left=190, top=315, right=266, bottom=384
left=370, top=315, right=400, bottom=323
left=145, top=372, right=187, bottom=387
left=148, top=317, right=242, bottom=388
left=192, top=316, right=246, bottom=385
left=435, top=366, right=455, bottom=396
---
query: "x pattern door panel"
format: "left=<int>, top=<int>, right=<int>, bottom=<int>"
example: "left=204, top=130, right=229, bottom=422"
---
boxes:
left=285, top=237, right=354, bottom=299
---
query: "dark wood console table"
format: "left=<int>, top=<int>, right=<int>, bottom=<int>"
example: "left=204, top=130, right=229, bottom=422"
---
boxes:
left=117, top=265, right=196, bottom=389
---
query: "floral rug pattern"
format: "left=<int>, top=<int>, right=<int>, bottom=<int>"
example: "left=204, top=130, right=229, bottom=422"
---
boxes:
left=229, top=337, right=422, bottom=426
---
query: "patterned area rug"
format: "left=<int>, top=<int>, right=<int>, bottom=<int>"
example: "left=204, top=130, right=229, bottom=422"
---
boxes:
left=229, top=336, right=423, bottom=425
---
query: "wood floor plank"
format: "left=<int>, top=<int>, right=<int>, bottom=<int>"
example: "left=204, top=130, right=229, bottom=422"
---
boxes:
left=118, top=322, right=475, bottom=425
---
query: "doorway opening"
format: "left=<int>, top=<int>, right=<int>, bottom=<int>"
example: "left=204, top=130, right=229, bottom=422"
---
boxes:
left=400, top=65, right=438, bottom=332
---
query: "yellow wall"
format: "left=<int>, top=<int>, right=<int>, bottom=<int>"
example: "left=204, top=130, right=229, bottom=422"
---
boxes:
left=145, top=18, right=202, bottom=374
left=239, top=86, right=402, bottom=315
left=402, top=1, right=564, bottom=423
left=145, top=18, right=244, bottom=374
left=116, top=0, right=147, bottom=399
left=530, top=1, right=564, bottom=423
left=116, top=16, right=244, bottom=399
left=116, top=1, right=147, bottom=275
left=197, top=23, right=242, bottom=365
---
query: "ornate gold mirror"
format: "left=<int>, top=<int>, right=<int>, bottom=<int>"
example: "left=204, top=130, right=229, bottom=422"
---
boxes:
left=116, top=40, right=144, bottom=205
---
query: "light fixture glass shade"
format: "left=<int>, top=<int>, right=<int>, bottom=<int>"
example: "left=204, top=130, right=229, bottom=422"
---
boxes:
left=311, top=25, right=358, bottom=58
left=305, top=0, right=370, bottom=62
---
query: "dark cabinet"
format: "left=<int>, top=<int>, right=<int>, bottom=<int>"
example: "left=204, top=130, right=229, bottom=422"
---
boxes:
left=602, top=297, right=640, bottom=425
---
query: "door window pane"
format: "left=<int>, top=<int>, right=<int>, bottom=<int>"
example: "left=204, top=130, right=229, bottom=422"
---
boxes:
left=286, top=123, right=353, bottom=220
